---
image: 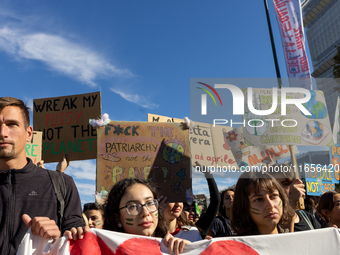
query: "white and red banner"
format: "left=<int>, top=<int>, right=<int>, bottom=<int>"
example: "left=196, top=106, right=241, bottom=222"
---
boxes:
left=17, top=228, right=340, bottom=255
left=272, top=0, right=312, bottom=89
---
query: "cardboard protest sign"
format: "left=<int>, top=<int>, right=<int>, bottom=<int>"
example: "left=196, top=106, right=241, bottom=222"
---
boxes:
left=225, top=126, right=298, bottom=168
left=305, top=162, right=339, bottom=196
left=148, top=113, right=183, bottom=123
left=33, top=92, right=101, bottom=163
left=333, top=97, right=340, bottom=144
left=26, top=131, right=42, bottom=164
left=96, top=121, right=191, bottom=202
left=242, top=89, right=333, bottom=147
left=190, top=122, right=238, bottom=169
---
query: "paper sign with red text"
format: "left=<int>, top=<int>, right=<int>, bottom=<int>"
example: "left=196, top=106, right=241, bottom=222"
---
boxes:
left=33, top=92, right=101, bottom=163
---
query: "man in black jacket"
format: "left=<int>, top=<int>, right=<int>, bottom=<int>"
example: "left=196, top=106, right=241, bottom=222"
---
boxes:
left=0, top=97, right=85, bottom=255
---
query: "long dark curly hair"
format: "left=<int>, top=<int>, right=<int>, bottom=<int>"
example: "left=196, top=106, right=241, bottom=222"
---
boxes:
left=231, top=171, right=295, bottom=236
left=103, top=178, right=167, bottom=237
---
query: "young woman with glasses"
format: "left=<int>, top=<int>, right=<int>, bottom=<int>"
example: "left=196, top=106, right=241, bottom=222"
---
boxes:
left=65, top=178, right=190, bottom=255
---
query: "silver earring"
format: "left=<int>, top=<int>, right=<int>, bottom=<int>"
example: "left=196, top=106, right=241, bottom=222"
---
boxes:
left=118, top=223, right=122, bottom=228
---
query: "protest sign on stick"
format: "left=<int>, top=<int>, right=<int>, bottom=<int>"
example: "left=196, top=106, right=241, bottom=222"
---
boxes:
left=96, top=121, right=191, bottom=202
left=26, top=131, right=42, bottom=164
left=33, top=92, right=101, bottom=163
left=225, top=126, right=298, bottom=168
left=242, top=89, right=333, bottom=147
left=190, top=122, right=238, bottom=169
left=305, top=162, right=339, bottom=196
left=148, top=113, right=183, bottom=123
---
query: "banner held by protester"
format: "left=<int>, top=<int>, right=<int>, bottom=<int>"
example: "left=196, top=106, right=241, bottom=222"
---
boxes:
left=272, top=0, right=312, bottom=89
left=17, top=227, right=340, bottom=255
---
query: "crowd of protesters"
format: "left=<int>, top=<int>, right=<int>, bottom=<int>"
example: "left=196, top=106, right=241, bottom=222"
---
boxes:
left=1, top=96, right=339, bottom=255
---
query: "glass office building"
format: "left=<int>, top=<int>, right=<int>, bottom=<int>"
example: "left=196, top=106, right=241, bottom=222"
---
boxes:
left=302, top=0, right=340, bottom=126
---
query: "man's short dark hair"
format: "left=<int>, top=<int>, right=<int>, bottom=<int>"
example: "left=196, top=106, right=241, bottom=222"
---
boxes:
left=0, top=97, right=30, bottom=127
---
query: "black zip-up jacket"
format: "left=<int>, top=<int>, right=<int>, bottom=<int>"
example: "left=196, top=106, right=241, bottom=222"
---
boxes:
left=0, top=158, right=85, bottom=255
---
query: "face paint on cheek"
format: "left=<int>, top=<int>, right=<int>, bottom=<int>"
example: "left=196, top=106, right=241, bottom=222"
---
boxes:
left=125, top=218, right=134, bottom=225
left=278, top=200, right=282, bottom=208
left=250, top=207, right=260, bottom=215
left=95, top=220, right=102, bottom=226
left=155, top=212, right=158, bottom=218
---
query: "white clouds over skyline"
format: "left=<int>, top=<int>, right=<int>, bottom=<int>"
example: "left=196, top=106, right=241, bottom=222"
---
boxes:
left=67, top=160, right=96, bottom=181
left=75, top=182, right=96, bottom=197
left=0, top=27, right=133, bottom=87
left=110, top=87, right=159, bottom=109
left=0, top=8, right=161, bottom=109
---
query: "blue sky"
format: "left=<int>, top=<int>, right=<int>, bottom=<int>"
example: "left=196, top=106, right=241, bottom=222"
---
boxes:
left=1, top=0, right=328, bottom=205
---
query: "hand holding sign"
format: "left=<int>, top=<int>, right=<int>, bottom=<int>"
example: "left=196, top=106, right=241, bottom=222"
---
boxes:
left=289, top=179, right=306, bottom=209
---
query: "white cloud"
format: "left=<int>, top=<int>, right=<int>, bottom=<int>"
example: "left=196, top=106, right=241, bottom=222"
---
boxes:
left=110, top=87, right=158, bottom=109
left=75, top=182, right=96, bottom=197
left=0, top=27, right=133, bottom=87
left=67, top=160, right=96, bottom=180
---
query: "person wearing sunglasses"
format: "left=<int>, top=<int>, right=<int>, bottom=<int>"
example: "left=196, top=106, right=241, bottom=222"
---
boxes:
left=65, top=178, right=190, bottom=255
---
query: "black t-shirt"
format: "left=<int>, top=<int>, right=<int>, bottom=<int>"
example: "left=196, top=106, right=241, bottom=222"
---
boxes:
left=195, top=175, right=220, bottom=238
left=209, top=215, right=233, bottom=237
left=294, top=210, right=321, bottom=232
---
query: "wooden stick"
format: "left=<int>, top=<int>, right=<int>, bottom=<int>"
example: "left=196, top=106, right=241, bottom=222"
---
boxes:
left=289, top=145, right=305, bottom=210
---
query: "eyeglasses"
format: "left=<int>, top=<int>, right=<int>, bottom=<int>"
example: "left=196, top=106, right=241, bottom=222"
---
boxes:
left=119, top=199, right=159, bottom=216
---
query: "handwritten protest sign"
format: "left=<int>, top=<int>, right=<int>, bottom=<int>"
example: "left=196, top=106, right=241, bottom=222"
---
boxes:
left=242, top=89, right=333, bottom=147
left=190, top=122, right=238, bottom=169
left=225, top=126, right=297, bottom=168
left=149, top=116, right=240, bottom=170
left=305, top=162, right=339, bottom=196
left=96, top=121, right=191, bottom=202
left=26, top=131, right=42, bottom=164
left=33, top=92, right=101, bottom=163
left=148, top=113, right=183, bottom=123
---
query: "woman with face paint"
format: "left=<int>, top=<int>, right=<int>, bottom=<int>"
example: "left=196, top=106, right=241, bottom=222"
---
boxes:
left=317, top=191, right=340, bottom=228
left=267, top=163, right=322, bottom=231
left=83, top=203, right=105, bottom=229
left=162, top=201, right=202, bottom=242
left=65, top=178, right=190, bottom=255
left=231, top=171, right=295, bottom=236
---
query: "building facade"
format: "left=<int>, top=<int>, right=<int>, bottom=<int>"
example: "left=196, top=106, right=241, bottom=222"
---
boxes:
left=284, top=150, right=330, bottom=180
left=302, top=0, right=340, bottom=126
